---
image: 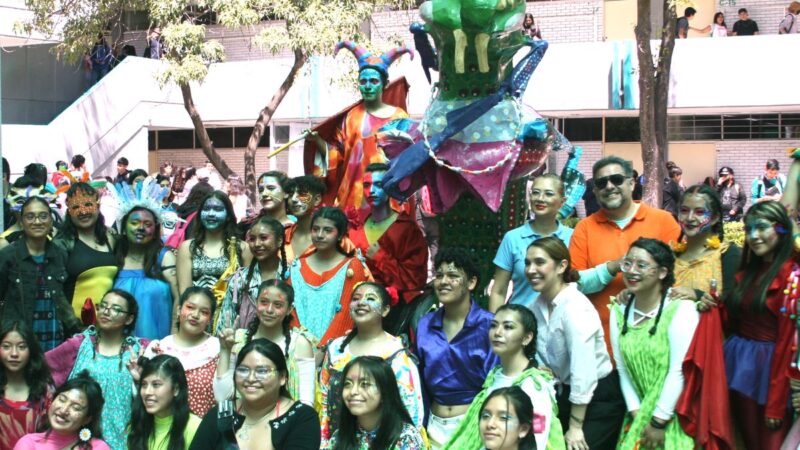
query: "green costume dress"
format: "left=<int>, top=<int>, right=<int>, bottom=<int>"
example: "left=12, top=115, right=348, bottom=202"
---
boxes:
left=612, top=301, right=695, bottom=450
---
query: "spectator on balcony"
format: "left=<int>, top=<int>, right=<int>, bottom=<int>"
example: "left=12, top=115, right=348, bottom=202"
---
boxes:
left=90, top=33, right=112, bottom=85
left=693, top=12, right=729, bottom=37
left=522, top=13, right=542, bottom=40
left=114, top=157, right=130, bottom=185
left=752, top=159, right=787, bottom=204
left=779, top=1, right=800, bottom=34
left=676, top=7, right=697, bottom=38
left=146, top=26, right=164, bottom=59
left=732, top=8, right=760, bottom=36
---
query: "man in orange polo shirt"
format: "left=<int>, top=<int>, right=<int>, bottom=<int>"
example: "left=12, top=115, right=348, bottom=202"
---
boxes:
left=570, top=156, right=681, bottom=348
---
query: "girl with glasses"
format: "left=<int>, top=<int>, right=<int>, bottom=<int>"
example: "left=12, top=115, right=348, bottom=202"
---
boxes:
left=0, top=196, right=81, bottom=351
left=46, top=289, right=145, bottom=450
left=189, top=339, right=320, bottom=450
left=143, top=287, right=219, bottom=418
left=128, top=355, right=201, bottom=450
left=0, top=321, right=53, bottom=450
left=478, top=386, right=536, bottom=450
left=215, top=280, right=315, bottom=407
left=327, top=356, right=424, bottom=450
left=525, top=236, right=625, bottom=450
left=611, top=238, right=702, bottom=449
left=14, top=371, right=110, bottom=450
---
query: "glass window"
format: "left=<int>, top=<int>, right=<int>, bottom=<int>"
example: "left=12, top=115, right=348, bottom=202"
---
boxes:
left=781, top=114, right=800, bottom=139
left=273, top=125, right=291, bottom=144
left=157, top=130, right=194, bottom=149
left=605, top=117, right=640, bottom=142
left=234, top=127, right=269, bottom=148
left=562, top=118, right=602, bottom=141
left=207, top=128, right=233, bottom=148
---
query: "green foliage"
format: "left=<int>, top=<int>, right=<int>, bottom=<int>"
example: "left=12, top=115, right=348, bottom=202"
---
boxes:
left=723, top=221, right=745, bottom=247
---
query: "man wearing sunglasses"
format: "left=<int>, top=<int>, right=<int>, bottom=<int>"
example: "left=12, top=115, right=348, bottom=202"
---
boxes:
left=569, top=156, right=680, bottom=349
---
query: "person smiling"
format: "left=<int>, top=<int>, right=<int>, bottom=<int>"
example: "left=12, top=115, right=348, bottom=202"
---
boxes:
left=46, top=289, right=146, bottom=450
left=217, top=216, right=289, bottom=332
left=348, top=163, right=428, bottom=305
left=610, top=239, right=700, bottom=449
left=143, top=287, right=220, bottom=418
left=0, top=321, right=54, bottom=450
left=290, top=207, right=372, bottom=346
left=327, top=355, right=425, bottom=450
left=127, top=355, right=201, bottom=450
left=54, top=182, right=118, bottom=318
left=478, top=387, right=536, bottom=450
left=284, top=175, right=326, bottom=260
left=318, top=282, right=424, bottom=446
left=443, top=304, right=563, bottom=450
left=113, top=206, right=178, bottom=340
left=215, top=280, right=316, bottom=407
left=526, top=237, right=625, bottom=450
left=189, top=339, right=320, bottom=450
left=177, top=191, right=248, bottom=321
left=255, top=171, right=294, bottom=228
left=0, top=196, right=81, bottom=351
left=14, top=371, right=110, bottom=450
left=415, top=248, right=499, bottom=450
left=724, top=201, right=797, bottom=449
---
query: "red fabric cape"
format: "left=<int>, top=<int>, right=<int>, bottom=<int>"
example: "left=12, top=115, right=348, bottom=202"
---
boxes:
left=676, top=307, right=735, bottom=450
left=302, top=77, right=410, bottom=177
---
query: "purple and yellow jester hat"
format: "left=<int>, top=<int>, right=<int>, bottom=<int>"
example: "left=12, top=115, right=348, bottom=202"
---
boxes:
left=334, top=41, right=414, bottom=82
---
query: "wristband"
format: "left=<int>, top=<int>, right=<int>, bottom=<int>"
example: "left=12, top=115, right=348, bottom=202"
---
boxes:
left=570, top=413, right=584, bottom=425
left=650, top=418, right=668, bottom=429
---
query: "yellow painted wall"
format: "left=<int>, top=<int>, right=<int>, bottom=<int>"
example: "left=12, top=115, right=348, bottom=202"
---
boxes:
left=603, top=142, right=716, bottom=186
left=684, top=0, right=716, bottom=38
left=604, top=0, right=637, bottom=40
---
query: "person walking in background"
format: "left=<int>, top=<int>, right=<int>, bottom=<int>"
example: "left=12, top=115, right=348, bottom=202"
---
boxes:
left=732, top=8, right=759, bottom=35
left=717, top=166, right=746, bottom=221
left=662, top=164, right=683, bottom=217
left=752, top=159, right=786, bottom=204
left=676, top=7, right=698, bottom=38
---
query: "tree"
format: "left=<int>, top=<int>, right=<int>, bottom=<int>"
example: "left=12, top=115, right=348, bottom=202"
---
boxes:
left=635, top=0, right=678, bottom=206
left=17, top=0, right=411, bottom=201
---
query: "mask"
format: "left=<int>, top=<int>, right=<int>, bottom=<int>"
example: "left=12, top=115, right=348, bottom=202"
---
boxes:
left=66, top=191, right=99, bottom=219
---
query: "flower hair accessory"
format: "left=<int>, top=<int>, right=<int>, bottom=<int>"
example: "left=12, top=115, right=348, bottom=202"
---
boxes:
left=78, top=427, right=92, bottom=442
left=344, top=206, right=363, bottom=230
left=385, top=286, right=400, bottom=306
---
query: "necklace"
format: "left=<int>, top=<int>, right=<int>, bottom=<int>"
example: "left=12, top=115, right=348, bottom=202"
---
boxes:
left=237, top=400, right=280, bottom=441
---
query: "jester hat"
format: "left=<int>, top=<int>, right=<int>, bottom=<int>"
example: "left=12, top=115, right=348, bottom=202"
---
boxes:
left=334, top=41, right=414, bottom=81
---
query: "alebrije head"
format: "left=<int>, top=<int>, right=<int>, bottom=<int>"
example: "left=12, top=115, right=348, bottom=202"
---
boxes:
left=334, top=40, right=414, bottom=85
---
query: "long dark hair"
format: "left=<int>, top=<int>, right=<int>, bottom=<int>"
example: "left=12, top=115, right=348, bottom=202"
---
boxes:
left=334, top=356, right=413, bottom=450
left=128, top=355, right=191, bottom=450
left=338, top=282, right=392, bottom=353
left=176, top=181, right=213, bottom=216
left=244, top=216, right=288, bottom=284
left=48, top=371, right=104, bottom=448
left=245, top=280, right=294, bottom=357
left=621, top=238, right=675, bottom=336
left=311, top=207, right=352, bottom=256
left=116, top=206, right=164, bottom=279
left=480, top=386, right=535, bottom=450
left=727, top=201, right=794, bottom=316
left=678, top=184, right=724, bottom=242
left=190, top=191, right=241, bottom=260
left=56, top=183, right=109, bottom=247
left=234, top=339, right=291, bottom=400
left=93, top=289, right=139, bottom=369
left=0, top=321, right=52, bottom=401
left=494, top=304, right=538, bottom=366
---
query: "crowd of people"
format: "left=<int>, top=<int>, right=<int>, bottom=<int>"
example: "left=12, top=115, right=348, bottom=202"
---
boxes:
left=2, top=149, right=800, bottom=450
left=677, top=3, right=800, bottom=38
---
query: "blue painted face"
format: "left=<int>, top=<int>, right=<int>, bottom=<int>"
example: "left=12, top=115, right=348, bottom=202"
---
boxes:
left=200, top=197, right=227, bottom=230
left=363, top=171, right=388, bottom=208
left=358, top=68, right=384, bottom=102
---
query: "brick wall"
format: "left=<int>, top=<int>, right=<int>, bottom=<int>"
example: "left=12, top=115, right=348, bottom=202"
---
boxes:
left=715, top=0, right=788, bottom=34
left=154, top=146, right=289, bottom=177
left=527, top=0, right=604, bottom=43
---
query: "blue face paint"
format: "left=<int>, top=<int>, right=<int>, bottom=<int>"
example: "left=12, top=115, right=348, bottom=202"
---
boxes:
left=358, top=68, right=384, bottom=102
left=200, top=198, right=227, bottom=230
left=745, top=219, right=774, bottom=240
left=363, top=171, right=388, bottom=208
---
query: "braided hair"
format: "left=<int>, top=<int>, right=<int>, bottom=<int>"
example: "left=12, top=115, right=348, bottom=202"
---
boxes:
left=92, top=289, right=139, bottom=370
left=620, top=238, right=675, bottom=336
left=338, top=282, right=392, bottom=353
left=245, top=280, right=295, bottom=357
left=244, top=216, right=288, bottom=287
left=677, top=184, right=725, bottom=243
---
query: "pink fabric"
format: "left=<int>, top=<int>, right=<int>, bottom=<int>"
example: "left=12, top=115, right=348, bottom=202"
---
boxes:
left=13, top=432, right=110, bottom=450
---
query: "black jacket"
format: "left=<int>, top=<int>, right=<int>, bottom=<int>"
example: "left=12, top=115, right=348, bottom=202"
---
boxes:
left=0, top=237, right=81, bottom=333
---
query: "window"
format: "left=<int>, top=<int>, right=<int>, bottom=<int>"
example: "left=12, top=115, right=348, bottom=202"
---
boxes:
left=781, top=114, right=800, bottom=139
left=561, top=118, right=602, bottom=141
left=668, top=116, right=721, bottom=141
left=234, top=127, right=269, bottom=148
left=605, top=117, right=640, bottom=142
left=207, top=128, right=233, bottom=148
left=157, top=130, right=194, bottom=149
left=148, top=130, right=157, bottom=151
left=273, top=124, right=291, bottom=145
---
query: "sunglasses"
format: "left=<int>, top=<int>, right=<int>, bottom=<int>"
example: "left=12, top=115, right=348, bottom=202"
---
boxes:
left=595, top=174, right=629, bottom=188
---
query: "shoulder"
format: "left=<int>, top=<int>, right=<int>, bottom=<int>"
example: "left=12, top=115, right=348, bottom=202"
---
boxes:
left=283, top=401, right=319, bottom=424
left=178, top=239, right=194, bottom=252
left=90, top=438, right=112, bottom=450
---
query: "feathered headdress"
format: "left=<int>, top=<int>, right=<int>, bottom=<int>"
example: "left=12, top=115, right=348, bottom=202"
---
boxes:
left=6, top=185, right=58, bottom=213
left=105, top=176, right=169, bottom=226
left=334, top=41, right=414, bottom=79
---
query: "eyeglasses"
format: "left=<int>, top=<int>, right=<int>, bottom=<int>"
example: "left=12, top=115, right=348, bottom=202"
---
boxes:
left=234, top=366, right=278, bottom=381
left=595, top=174, right=629, bottom=189
left=621, top=259, right=658, bottom=273
left=23, top=212, right=51, bottom=223
left=97, top=302, right=128, bottom=317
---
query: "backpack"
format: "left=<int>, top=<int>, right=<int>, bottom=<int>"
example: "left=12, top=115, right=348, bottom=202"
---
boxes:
left=779, top=13, right=799, bottom=34
left=164, top=211, right=197, bottom=249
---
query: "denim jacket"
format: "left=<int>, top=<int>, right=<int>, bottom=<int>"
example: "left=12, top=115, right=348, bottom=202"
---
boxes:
left=0, top=237, right=81, bottom=333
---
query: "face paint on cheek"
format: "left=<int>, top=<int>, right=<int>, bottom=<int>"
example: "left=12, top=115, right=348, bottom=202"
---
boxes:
left=696, top=211, right=714, bottom=233
left=67, top=192, right=99, bottom=218
left=349, top=294, right=383, bottom=316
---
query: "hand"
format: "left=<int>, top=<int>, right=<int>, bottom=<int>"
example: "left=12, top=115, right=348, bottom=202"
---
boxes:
left=366, top=242, right=381, bottom=259
left=565, top=426, right=588, bottom=450
left=639, top=424, right=666, bottom=449
left=765, top=417, right=783, bottom=429
left=695, top=292, right=717, bottom=312
left=607, top=257, right=622, bottom=276
left=613, top=289, right=632, bottom=306
left=125, top=346, right=145, bottom=383
left=668, top=286, right=697, bottom=301
left=730, top=209, right=736, bottom=216
left=218, top=314, right=238, bottom=352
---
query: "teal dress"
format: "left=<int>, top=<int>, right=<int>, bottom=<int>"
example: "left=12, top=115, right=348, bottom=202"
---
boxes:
left=612, top=302, right=695, bottom=450
left=69, top=328, right=144, bottom=450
